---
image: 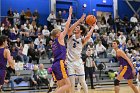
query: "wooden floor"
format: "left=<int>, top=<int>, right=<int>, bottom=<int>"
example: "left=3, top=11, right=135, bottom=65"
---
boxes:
left=2, top=86, right=140, bottom=93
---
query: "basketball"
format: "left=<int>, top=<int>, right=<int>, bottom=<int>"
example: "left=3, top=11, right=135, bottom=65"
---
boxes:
left=86, top=15, right=96, bottom=26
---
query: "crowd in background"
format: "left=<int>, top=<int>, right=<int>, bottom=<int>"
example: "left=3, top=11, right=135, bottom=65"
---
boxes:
left=0, top=8, right=140, bottom=91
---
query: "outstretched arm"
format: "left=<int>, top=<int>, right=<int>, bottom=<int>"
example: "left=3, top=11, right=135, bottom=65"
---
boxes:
left=82, top=24, right=96, bottom=46
left=68, top=14, right=86, bottom=37
left=59, top=6, right=72, bottom=39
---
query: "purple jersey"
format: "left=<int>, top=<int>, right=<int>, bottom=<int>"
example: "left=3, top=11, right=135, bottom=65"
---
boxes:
left=52, top=38, right=66, bottom=63
left=0, top=48, right=7, bottom=70
left=0, top=48, right=7, bottom=85
left=117, top=56, right=133, bottom=79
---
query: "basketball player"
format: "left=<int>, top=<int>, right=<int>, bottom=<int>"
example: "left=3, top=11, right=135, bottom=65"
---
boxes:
left=67, top=17, right=96, bottom=93
left=0, top=35, right=15, bottom=91
left=50, top=6, right=72, bottom=93
left=112, top=40, right=139, bottom=93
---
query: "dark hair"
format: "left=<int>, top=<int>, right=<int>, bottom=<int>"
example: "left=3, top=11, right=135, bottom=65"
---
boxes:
left=0, top=35, right=7, bottom=46
left=113, top=40, right=120, bottom=45
left=79, top=24, right=87, bottom=36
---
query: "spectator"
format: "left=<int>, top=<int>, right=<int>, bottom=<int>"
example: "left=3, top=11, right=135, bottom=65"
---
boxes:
left=57, top=11, right=62, bottom=25
left=47, top=11, right=56, bottom=31
left=33, top=9, right=40, bottom=25
left=13, top=10, right=20, bottom=25
left=107, top=15, right=114, bottom=29
left=38, top=64, right=52, bottom=92
left=28, top=42, right=39, bottom=64
left=46, top=40, right=53, bottom=59
left=18, top=47, right=29, bottom=64
left=2, top=26, right=10, bottom=37
left=118, top=32, right=126, bottom=45
left=25, top=8, right=32, bottom=20
left=15, top=38, right=22, bottom=49
left=96, top=40, right=107, bottom=58
left=24, top=32, right=32, bottom=44
left=42, top=25, right=50, bottom=37
left=37, top=41, right=46, bottom=59
left=20, top=10, right=26, bottom=25
left=30, top=65, right=41, bottom=89
left=7, top=8, right=14, bottom=25
left=130, top=14, right=138, bottom=23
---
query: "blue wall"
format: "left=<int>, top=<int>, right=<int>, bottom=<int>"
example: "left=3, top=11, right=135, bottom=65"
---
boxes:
left=76, top=0, right=113, bottom=18
left=56, top=0, right=113, bottom=18
left=1, top=0, right=51, bottom=25
left=118, top=0, right=140, bottom=19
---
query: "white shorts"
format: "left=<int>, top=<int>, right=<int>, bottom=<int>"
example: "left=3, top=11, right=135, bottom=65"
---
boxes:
left=67, top=59, right=85, bottom=76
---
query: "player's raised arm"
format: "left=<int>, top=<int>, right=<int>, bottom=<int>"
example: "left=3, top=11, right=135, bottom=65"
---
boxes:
left=82, top=24, right=95, bottom=46
left=60, top=6, right=72, bottom=39
left=68, top=14, right=86, bottom=37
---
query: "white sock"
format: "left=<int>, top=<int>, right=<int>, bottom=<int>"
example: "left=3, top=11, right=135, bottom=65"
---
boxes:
left=69, top=76, right=76, bottom=93
left=78, top=76, right=88, bottom=93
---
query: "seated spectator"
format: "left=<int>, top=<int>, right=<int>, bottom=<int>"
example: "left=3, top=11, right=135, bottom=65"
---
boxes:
left=126, top=39, right=134, bottom=50
left=37, top=41, right=46, bottom=59
left=30, top=65, right=41, bottom=89
left=9, top=28, right=18, bottom=44
left=28, top=42, right=39, bottom=64
left=38, top=64, right=52, bottom=92
left=42, top=25, right=50, bottom=37
left=24, top=32, right=32, bottom=44
left=46, top=40, right=53, bottom=59
left=96, top=40, right=107, bottom=58
left=18, top=46, right=29, bottom=64
left=10, top=45, right=19, bottom=62
left=118, top=32, right=126, bottom=45
left=15, top=37, right=22, bottom=49
left=34, top=35, right=43, bottom=49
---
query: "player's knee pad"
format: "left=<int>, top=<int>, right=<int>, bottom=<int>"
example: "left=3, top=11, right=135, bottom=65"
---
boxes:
left=114, top=79, right=120, bottom=86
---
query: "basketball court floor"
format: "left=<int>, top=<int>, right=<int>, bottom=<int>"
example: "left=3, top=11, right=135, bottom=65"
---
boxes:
left=2, top=85, right=139, bottom=93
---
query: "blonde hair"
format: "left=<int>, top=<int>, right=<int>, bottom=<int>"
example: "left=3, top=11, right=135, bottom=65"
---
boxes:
left=33, top=65, right=38, bottom=70
left=51, top=28, right=61, bottom=39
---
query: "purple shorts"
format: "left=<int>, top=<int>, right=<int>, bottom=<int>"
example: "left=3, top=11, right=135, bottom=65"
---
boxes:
left=119, top=66, right=134, bottom=79
left=52, top=60, right=68, bottom=81
left=0, top=70, right=6, bottom=85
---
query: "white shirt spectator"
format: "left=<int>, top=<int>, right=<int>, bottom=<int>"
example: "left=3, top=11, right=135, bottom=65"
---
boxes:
left=130, top=16, right=138, bottom=23
left=42, top=29, right=50, bottom=36
left=96, top=43, right=106, bottom=53
left=34, top=37, right=43, bottom=46
left=47, top=12, right=56, bottom=22
left=118, top=35, right=126, bottom=44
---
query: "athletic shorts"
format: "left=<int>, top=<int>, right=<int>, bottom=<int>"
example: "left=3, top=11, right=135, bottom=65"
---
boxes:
left=52, top=60, right=68, bottom=81
left=119, top=66, right=134, bottom=79
left=0, top=70, right=6, bottom=85
left=67, top=59, right=85, bottom=76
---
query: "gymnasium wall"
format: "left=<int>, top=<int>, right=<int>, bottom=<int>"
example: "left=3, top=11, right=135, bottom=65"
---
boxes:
left=118, top=0, right=140, bottom=19
left=1, top=0, right=51, bottom=25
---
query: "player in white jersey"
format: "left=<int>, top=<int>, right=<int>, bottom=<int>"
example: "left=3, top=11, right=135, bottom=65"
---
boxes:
left=66, top=14, right=96, bottom=93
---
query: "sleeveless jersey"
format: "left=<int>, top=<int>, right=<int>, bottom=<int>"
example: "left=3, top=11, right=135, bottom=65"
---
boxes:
left=0, top=48, right=7, bottom=70
left=52, top=38, right=66, bottom=63
left=67, top=35, right=83, bottom=62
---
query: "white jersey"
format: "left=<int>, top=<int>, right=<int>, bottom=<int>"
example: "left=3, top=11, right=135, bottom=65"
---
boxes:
left=67, top=35, right=83, bottom=62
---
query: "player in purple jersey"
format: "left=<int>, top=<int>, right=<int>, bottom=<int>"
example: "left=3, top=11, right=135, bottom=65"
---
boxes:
left=112, top=40, right=139, bottom=93
left=0, top=35, right=15, bottom=91
left=50, top=6, right=72, bottom=93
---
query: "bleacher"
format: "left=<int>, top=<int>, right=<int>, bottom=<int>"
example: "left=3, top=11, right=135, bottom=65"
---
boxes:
left=3, top=57, right=136, bottom=91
